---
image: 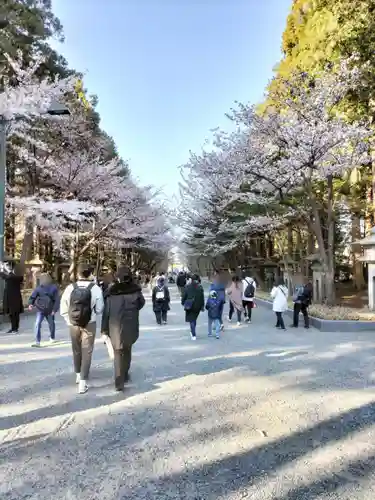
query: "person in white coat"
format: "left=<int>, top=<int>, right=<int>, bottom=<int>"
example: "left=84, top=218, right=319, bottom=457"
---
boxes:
left=270, top=278, right=288, bottom=330
left=242, top=275, right=256, bottom=322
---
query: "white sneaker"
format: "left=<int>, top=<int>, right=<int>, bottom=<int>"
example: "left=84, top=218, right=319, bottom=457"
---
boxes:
left=78, top=380, right=88, bottom=394
left=236, top=321, right=241, bottom=326
left=49, top=338, right=56, bottom=343
left=220, top=324, right=224, bottom=331
left=227, top=316, right=231, bottom=322
left=75, top=373, right=81, bottom=384
left=190, top=334, right=196, bottom=341
left=31, top=342, right=40, bottom=348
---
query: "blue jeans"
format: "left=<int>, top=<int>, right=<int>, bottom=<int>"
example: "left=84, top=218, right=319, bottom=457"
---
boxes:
left=35, top=311, right=55, bottom=342
left=208, top=318, right=221, bottom=337
left=219, top=303, right=224, bottom=324
left=189, top=320, right=197, bottom=337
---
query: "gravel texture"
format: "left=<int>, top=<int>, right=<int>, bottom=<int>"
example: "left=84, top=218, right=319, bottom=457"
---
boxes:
left=1, top=287, right=375, bottom=499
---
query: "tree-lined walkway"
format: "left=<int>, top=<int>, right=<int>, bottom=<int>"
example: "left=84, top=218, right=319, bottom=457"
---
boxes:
left=1, top=288, right=375, bottom=499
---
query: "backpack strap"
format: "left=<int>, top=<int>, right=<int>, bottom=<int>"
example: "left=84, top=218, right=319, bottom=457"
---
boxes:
left=87, top=283, right=95, bottom=291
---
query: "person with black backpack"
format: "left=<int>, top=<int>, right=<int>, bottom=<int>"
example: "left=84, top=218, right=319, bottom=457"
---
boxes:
left=291, top=280, right=313, bottom=329
left=60, top=264, right=104, bottom=394
left=242, top=274, right=256, bottom=322
left=28, top=273, right=60, bottom=347
left=152, top=276, right=170, bottom=325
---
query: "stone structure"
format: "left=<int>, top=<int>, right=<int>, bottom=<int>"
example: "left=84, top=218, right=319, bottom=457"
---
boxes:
left=354, top=227, right=375, bottom=310
left=278, top=258, right=302, bottom=295
left=305, top=253, right=324, bottom=303
left=24, top=256, right=43, bottom=289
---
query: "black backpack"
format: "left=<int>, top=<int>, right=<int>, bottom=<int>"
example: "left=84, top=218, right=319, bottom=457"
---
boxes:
left=244, top=279, right=255, bottom=298
left=68, top=283, right=95, bottom=327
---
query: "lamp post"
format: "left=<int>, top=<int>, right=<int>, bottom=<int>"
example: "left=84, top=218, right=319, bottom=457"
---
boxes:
left=0, top=17, right=9, bottom=267
left=0, top=18, right=9, bottom=29
left=0, top=100, right=70, bottom=321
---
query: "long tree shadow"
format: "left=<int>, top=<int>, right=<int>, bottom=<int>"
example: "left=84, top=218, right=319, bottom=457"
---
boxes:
left=273, top=452, right=375, bottom=500
left=115, top=400, right=375, bottom=499
left=2, top=331, right=375, bottom=432
left=3, top=398, right=375, bottom=499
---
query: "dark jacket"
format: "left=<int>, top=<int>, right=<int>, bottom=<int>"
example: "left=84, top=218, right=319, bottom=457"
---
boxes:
left=176, top=272, right=186, bottom=287
left=205, top=297, right=224, bottom=320
left=152, top=285, right=170, bottom=312
left=301, top=284, right=313, bottom=306
left=29, top=284, right=60, bottom=314
left=182, top=281, right=205, bottom=322
left=0, top=269, right=23, bottom=315
left=294, top=284, right=312, bottom=306
left=209, top=282, right=226, bottom=302
left=101, top=281, right=145, bottom=350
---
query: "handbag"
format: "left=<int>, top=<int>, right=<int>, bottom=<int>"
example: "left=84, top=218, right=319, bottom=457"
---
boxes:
left=184, top=297, right=195, bottom=311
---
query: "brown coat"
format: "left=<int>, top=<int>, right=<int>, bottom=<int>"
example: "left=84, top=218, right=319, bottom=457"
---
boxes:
left=226, top=282, right=244, bottom=311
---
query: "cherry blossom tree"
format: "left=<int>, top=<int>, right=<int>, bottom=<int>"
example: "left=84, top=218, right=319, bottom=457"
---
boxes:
left=178, top=57, right=372, bottom=303
left=0, top=51, right=76, bottom=123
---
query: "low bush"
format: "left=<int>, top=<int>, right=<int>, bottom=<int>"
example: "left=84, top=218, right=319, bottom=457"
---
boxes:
left=256, top=289, right=375, bottom=321
left=308, top=305, right=375, bottom=321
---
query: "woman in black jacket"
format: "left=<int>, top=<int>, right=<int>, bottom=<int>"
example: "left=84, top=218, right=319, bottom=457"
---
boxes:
left=101, top=266, right=145, bottom=391
left=181, top=274, right=204, bottom=340
left=0, top=261, right=23, bottom=333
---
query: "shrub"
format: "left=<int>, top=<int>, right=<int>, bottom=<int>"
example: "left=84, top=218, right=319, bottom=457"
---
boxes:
left=256, top=289, right=375, bottom=321
left=308, top=305, right=375, bottom=321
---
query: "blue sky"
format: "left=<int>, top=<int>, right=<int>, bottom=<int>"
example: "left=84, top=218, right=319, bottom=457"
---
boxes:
left=52, top=0, right=292, bottom=196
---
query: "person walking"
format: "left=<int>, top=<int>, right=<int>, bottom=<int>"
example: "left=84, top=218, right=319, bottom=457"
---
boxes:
left=205, top=290, right=224, bottom=339
left=60, top=264, right=104, bottom=394
left=181, top=274, right=204, bottom=340
left=209, top=272, right=226, bottom=330
left=0, top=261, right=24, bottom=334
left=242, top=274, right=256, bottom=322
left=226, top=275, right=244, bottom=325
left=292, top=280, right=313, bottom=329
left=271, top=278, right=288, bottom=330
left=101, top=266, right=145, bottom=391
left=176, top=271, right=187, bottom=297
left=28, top=273, right=60, bottom=347
left=152, top=275, right=170, bottom=325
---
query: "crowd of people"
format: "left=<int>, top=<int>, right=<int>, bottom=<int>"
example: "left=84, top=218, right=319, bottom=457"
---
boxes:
left=0, top=261, right=313, bottom=393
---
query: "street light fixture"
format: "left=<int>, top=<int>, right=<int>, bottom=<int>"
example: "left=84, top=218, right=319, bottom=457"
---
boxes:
left=0, top=18, right=9, bottom=30
left=0, top=101, right=70, bottom=276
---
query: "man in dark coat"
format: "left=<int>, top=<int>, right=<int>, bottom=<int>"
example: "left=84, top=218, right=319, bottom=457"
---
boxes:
left=152, top=276, right=170, bottom=325
left=0, top=261, right=24, bottom=333
left=176, top=271, right=187, bottom=297
left=181, top=274, right=204, bottom=340
left=101, top=266, right=145, bottom=391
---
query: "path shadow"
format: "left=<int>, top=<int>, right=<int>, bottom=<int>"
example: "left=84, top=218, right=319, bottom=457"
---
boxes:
left=115, top=400, right=375, bottom=499
left=3, top=399, right=375, bottom=499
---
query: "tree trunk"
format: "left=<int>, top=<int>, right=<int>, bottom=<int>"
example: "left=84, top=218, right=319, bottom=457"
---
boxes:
left=19, top=217, right=34, bottom=269
left=325, top=175, right=336, bottom=305
left=287, top=225, right=293, bottom=258
left=308, top=189, right=331, bottom=304
left=69, top=226, right=80, bottom=280
left=351, top=213, right=365, bottom=290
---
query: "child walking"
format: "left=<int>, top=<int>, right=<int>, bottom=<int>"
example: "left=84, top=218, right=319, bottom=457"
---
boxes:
left=205, top=290, right=224, bottom=339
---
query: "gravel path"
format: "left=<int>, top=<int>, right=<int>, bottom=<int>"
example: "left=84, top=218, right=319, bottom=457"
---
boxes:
left=1, top=287, right=375, bottom=499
